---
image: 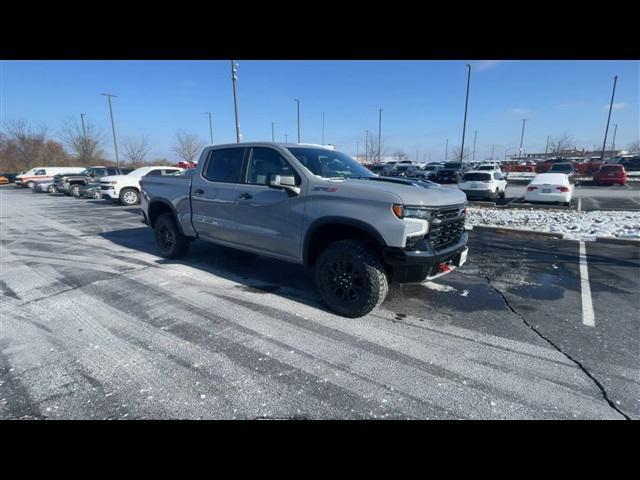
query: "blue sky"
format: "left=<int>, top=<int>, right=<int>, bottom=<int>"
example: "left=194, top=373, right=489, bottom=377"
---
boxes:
left=1, top=60, right=638, bottom=162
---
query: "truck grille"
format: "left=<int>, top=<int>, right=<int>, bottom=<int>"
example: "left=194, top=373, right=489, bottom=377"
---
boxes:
left=428, top=207, right=466, bottom=251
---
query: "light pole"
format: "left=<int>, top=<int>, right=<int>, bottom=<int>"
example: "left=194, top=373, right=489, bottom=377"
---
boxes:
left=231, top=60, right=241, bottom=143
left=271, top=122, right=275, bottom=142
left=611, top=123, right=618, bottom=153
left=322, top=112, right=325, bottom=145
left=294, top=98, right=301, bottom=143
left=491, top=144, right=495, bottom=160
left=100, top=93, right=120, bottom=168
left=460, top=64, right=472, bottom=163
left=80, top=113, right=87, bottom=139
left=377, top=108, right=382, bottom=163
left=284, top=133, right=288, bottom=143
left=600, top=75, right=618, bottom=161
left=445, top=138, right=448, bottom=161
left=356, top=142, right=359, bottom=160
left=472, top=130, right=478, bottom=161
left=518, top=119, right=528, bottom=159
left=205, top=112, right=213, bottom=144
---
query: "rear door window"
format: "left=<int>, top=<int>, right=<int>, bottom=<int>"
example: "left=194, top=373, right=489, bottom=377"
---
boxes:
left=107, top=168, right=119, bottom=175
left=203, top=148, right=246, bottom=183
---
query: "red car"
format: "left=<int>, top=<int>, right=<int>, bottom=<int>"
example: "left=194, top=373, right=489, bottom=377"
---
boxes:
left=593, top=164, right=628, bottom=186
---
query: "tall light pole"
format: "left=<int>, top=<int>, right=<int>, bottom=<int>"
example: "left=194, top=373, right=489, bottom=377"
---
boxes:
left=460, top=64, right=472, bottom=163
left=491, top=144, right=495, bottom=160
left=445, top=138, right=449, bottom=161
left=322, top=112, right=325, bottom=145
left=472, top=130, right=478, bottom=161
left=518, top=118, right=528, bottom=159
left=356, top=142, right=359, bottom=160
left=205, top=112, right=213, bottom=144
left=231, top=60, right=241, bottom=143
left=294, top=98, right=301, bottom=143
left=80, top=113, right=87, bottom=139
left=377, top=108, right=383, bottom=163
left=600, top=75, right=618, bottom=161
left=284, top=133, right=288, bottom=143
left=611, top=123, right=618, bottom=153
left=100, top=93, right=120, bottom=168
left=271, top=122, right=275, bottom=142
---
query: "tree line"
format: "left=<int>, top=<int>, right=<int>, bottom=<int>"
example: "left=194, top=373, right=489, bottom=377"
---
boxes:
left=0, top=118, right=206, bottom=173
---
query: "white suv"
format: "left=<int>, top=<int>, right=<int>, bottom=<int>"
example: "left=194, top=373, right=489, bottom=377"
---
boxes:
left=459, top=170, right=507, bottom=201
left=100, top=166, right=183, bottom=205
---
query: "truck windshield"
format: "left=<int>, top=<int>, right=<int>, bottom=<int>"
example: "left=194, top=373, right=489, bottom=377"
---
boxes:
left=287, top=147, right=374, bottom=179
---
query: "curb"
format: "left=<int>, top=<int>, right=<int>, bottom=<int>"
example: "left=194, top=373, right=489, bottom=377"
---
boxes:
left=470, top=225, right=565, bottom=239
left=595, top=236, right=640, bottom=246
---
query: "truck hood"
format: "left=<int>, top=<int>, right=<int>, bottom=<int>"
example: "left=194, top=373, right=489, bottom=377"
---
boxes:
left=338, top=177, right=467, bottom=207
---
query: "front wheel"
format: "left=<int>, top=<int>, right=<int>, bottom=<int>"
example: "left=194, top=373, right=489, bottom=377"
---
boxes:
left=120, top=188, right=140, bottom=206
left=70, top=184, right=81, bottom=197
left=27, top=181, right=35, bottom=188
left=154, top=213, right=190, bottom=258
left=315, top=240, right=389, bottom=318
left=47, top=184, right=56, bottom=193
left=92, top=190, right=103, bottom=199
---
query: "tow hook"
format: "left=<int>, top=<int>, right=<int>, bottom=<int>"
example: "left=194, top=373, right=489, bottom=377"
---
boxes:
left=438, top=262, right=453, bottom=273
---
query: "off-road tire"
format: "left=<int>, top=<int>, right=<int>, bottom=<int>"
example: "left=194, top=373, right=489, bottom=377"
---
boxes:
left=120, top=188, right=140, bottom=206
left=315, top=239, right=389, bottom=318
left=154, top=213, right=190, bottom=258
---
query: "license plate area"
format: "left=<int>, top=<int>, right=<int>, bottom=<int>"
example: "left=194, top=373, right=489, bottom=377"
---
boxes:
left=541, top=188, right=552, bottom=193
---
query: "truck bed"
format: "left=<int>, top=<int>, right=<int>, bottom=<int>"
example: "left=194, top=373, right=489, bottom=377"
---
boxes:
left=140, top=174, right=196, bottom=236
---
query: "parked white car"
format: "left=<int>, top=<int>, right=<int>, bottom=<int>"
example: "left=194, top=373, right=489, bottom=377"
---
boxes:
left=524, top=173, right=573, bottom=206
left=459, top=170, right=507, bottom=200
left=15, top=166, right=85, bottom=188
left=100, top=166, right=183, bottom=205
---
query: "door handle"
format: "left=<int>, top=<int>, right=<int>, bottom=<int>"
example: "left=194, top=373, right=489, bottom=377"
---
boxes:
left=194, top=188, right=204, bottom=195
left=238, top=192, right=252, bottom=200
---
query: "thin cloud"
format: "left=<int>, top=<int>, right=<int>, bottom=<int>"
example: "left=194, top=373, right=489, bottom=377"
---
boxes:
left=603, top=102, right=626, bottom=111
left=474, top=60, right=504, bottom=72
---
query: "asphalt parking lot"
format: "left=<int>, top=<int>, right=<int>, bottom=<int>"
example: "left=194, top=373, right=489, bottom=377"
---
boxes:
left=1, top=186, right=638, bottom=419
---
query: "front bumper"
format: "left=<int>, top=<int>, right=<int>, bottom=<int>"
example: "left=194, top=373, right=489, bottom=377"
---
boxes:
left=382, top=232, right=469, bottom=283
left=100, top=186, right=118, bottom=199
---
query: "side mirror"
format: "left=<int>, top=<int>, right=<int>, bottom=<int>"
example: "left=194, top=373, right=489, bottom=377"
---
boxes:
left=269, top=173, right=300, bottom=195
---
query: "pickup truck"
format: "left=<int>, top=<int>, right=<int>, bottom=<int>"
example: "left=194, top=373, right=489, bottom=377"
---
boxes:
left=53, top=166, right=130, bottom=196
left=140, top=142, right=469, bottom=317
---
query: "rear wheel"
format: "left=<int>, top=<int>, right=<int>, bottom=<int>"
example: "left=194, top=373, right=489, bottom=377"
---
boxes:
left=315, top=240, right=389, bottom=318
left=154, top=213, right=190, bottom=258
left=499, top=189, right=506, bottom=199
left=120, top=188, right=140, bottom=206
left=47, top=184, right=56, bottom=193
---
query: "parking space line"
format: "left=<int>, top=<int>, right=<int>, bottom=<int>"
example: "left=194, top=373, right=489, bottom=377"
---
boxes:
left=579, top=241, right=595, bottom=327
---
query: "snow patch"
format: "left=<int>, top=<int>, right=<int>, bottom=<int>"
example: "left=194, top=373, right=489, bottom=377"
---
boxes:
left=421, top=281, right=457, bottom=292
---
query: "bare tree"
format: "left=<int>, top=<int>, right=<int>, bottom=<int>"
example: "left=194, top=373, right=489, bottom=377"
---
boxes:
left=627, top=140, right=640, bottom=154
left=2, top=119, right=48, bottom=169
left=365, top=135, right=387, bottom=164
left=549, top=133, right=574, bottom=155
left=58, top=118, right=106, bottom=166
left=171, top=131, right=203, bottom=163
left=391, top=150, right=409, bottom=161
left=122, top=135, right=152, bottom=166
left=449, top=146, right=471, bottom=161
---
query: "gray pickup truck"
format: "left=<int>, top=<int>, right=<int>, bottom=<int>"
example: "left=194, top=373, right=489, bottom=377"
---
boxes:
left=140, top=142, right=469, bottom=317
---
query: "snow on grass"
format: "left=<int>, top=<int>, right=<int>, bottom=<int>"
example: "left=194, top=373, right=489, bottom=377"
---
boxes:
left=467, top=207, right=640, bottom=241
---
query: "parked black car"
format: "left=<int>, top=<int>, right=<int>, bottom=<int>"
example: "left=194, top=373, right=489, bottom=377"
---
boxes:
left=548, top=162, right=576, bottom=182
left=432, top=162, right=465, bottom=184
left=620, top=156, right=640, bottom=172
left=0, top=173, right=18, bottom=183
left=53, top=166, right=129, bottom=197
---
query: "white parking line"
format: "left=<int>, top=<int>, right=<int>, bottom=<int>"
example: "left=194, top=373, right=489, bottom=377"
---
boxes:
left=579, top=241, right=595, bottom=327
